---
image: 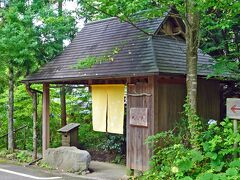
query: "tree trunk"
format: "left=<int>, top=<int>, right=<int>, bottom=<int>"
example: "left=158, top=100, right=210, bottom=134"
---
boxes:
left=60, top=86, right=67, bottom=127
left=58, top=0, right=66, bottom=127
left=186, top=14, right=199, bottom=113
left=185, top=0, right=202, bottom=149
left=32, top=92, right=38, bottom=160
left=58, top=0, right=63, bottom=17
left=58, top=0, right=63, bottom=50
left=8, top=63, right=14, bottom=152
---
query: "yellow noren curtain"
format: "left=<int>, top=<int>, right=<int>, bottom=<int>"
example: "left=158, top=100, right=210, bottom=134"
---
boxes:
left=107, top=85, right=124, bottom=134
left=91, top=84, right=124, bottom=134
left=91, top=85, right=108, bottom=132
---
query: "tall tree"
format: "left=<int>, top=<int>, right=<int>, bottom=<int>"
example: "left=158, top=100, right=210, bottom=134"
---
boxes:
left=0, top=0, right=78, bottom=151
left=58, top=0, right=67, bottom=127
left=0, top=1, right=37, bottom=151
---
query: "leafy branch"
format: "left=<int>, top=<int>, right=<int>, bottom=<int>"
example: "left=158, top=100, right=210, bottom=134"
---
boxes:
left=75, top=47, right=121, bottom=69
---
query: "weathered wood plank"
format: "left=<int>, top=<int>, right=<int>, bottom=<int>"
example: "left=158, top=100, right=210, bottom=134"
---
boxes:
left=127, top=76, right=156, bottom=171
left=197, top=79, right=220, bottom=121
left=158, top=83, right=186, bottom=131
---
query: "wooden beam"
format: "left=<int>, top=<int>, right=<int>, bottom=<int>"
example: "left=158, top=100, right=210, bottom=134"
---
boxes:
left=60, top=86, right=67, bottom=127
left=149, top=76, right=159, bottom=135
left=42, top=83, right=50, bottom=158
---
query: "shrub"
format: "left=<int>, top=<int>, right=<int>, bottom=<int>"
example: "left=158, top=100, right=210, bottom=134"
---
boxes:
left=144, top=118, right=240, bottom=179
left=99, top=133, right=125, bottom=154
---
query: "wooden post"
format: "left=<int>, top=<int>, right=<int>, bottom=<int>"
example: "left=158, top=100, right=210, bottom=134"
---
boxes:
left=33, top=92, right=38, bottom=160
left=60, top=86, right=67, bottom=127
left=233, top=119, right=238, bottom=158
left=42, top=83, right=50, bottom=158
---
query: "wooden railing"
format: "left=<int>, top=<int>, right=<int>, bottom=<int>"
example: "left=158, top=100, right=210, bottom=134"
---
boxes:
left=0, top=125, right=27, bottom=149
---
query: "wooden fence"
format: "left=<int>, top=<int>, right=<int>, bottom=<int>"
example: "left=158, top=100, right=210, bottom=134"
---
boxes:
left=0, top=125, right=27, bottom=149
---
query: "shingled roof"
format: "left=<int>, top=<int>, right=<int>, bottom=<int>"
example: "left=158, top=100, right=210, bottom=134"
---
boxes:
left=23, top=17, right=212, bottom=83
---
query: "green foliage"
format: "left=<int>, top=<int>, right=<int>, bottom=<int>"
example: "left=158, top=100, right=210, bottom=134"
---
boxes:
left=99, top=134, right=125, bottom=154
left=76, top=56, right=99, bottom=69
left=144, top=118, right=240, bottom=179
left=0, top=0, right=78, bottom=151
left=0, top=149, right=9, bottom=157
left=38, top=161, right=54, bottom=169
left=0, top=149, right=32, bottom=163
left=76, top=47, right=121, bottom=69
left=184, top=98, right=202, bottom=149
left=0, top=0, right=77, bottom=79
left=200, top=1, right=240, bottom=80
left=0, top=84, right=35, bottom=150
left=16, top=151, right=32, bottom=163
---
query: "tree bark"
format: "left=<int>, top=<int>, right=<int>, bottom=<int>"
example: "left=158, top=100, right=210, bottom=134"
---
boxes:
left=58, top=0, right=63, bottom=49
left=58, top=0, right=66, bottom=127
left=185, top=0, right=202, bottom=149
left=32, top=92, right=38, bottom=160
left=186, top=13, right=199, bottom=113
left=58, top=0, right=63, bottom=17
left=8, top=63, right=14, bottom=152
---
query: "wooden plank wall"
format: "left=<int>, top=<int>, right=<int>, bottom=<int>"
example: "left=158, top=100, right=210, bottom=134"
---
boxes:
left=197, top=79, right=220, bottom=121
left=156, top=79, right=221, bottom=131
left=127, top=76, right=157, bottom=171
left=126, top=76, right=220, bottom=171
left=157, top=83, right=186, bottom=131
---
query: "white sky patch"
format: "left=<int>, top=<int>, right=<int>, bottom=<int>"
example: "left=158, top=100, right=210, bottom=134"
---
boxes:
left=64, top=0, right=85, bottom=30
left=64, top=0, right=84, bottom=46
left=63, top=1, right=78, bottom=11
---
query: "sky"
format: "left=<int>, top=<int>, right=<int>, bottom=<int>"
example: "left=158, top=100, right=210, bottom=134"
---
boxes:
left=63, top=1, right=85, bottom=46
left=64, top=1, right=78, bottom=11
left=64, top=0, right=84, bottom=29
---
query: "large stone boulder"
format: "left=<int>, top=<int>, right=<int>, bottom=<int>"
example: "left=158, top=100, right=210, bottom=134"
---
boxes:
left=44, top=146, right=91, bottom=173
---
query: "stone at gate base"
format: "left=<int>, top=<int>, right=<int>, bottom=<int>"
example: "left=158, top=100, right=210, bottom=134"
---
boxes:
left=44, top=146, right=91, bottom=173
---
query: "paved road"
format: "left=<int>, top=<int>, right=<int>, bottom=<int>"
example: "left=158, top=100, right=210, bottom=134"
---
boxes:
left=0, top=163, right=85, bottom=180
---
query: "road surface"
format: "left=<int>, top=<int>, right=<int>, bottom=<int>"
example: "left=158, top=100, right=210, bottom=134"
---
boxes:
left=0, top=163, right=84, bottom=180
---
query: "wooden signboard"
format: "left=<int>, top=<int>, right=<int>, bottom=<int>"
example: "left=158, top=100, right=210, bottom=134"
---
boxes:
left=130, top=108, right=148, bottom=127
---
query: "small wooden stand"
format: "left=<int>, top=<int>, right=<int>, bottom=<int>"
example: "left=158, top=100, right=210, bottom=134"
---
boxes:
left=58, top=123, right=80, bottom=147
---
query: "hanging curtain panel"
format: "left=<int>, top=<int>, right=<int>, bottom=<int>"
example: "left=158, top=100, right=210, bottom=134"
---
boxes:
left=91, top=85, right=108, bottom=132
left=107, top=85, right=124, bottom=134
left=91, top=84, right=124, bottom=134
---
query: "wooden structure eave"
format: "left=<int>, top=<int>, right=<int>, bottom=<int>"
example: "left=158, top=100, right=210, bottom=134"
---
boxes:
left=21, top=71, right=225, bottom=85
left=21, top=72, right=158, bottom=84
